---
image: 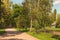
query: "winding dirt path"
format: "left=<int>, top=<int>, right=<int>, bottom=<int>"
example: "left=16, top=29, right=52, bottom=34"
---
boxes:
left=0, top=28, right=39, bottom=40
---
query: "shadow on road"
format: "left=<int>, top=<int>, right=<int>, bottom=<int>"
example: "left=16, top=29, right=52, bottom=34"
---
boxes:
left=0, top=31, right=23, bottom=37
left=0, top=38, right=25, bottom=40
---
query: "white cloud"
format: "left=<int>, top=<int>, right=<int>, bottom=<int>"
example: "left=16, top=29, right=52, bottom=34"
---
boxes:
left=53, top=0, right=60, bottom=5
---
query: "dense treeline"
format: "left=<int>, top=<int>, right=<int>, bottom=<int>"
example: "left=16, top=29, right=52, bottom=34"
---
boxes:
left=0, top=0, right=11, bottom=28
left=0, top=0, right=6, bottom=28
left=0, top=0, right=60, bottom=32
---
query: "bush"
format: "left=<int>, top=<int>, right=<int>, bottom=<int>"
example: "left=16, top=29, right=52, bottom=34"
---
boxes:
left=56, top=23, right=60, bottom=28
left=0, top=29, right=5, bottom=35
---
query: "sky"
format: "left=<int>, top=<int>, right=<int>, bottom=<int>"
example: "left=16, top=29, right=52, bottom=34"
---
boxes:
left=11, top=0, right=60, bottom=13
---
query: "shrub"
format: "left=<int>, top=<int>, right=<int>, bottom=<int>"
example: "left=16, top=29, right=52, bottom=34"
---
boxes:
left=56, top=23, right=60, bottom=28
left=0, top=29, right=5, bottom=35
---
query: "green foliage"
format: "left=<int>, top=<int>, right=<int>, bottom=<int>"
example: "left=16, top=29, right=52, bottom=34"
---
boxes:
left=12, top=4, right=30, bottom=29
left=11, top=4, right=23, bottom=28
left=0, top=1, right=6, bottom=28
left=0, top=0, right=11, bottom=28
left=0, top=29, right=5, bottom=34
left=12, top=4, right=23, bottom=18
left=23, top=0, right=53, bottom=32
left=23, top=0, right=53, bottom=31
left=32, top=20, right=39, bottom=28
left=46, top=27, right=60, bottom=31
left=56, top=24, right=60, bottom=28
left=56, top=14, right=60, bottom=28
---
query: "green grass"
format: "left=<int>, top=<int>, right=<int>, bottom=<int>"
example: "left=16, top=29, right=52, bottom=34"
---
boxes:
left=0, top=29, right=5, bottom=34
left=27, top=32, right=57, bottom=40
left=16, top=28, right=29, bottom=32
left=46, top=27, right=60, bottom=31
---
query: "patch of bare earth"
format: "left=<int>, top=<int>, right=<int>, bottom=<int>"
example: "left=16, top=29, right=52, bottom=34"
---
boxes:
left=53, top=31, right=60, bottom=35
left=0, top=28, right=39, bottom=40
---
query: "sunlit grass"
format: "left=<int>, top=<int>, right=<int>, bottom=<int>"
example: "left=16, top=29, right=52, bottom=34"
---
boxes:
left=27, top=32, right=57, bottom=40
left=46, top=27, right=60, bottom=31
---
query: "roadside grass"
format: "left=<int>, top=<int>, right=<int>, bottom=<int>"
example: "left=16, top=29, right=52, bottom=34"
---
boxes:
left=45, top=27, right=60, bottom=31
left=27, top=32, right=57, bottom=40
left=0, top=29, right=5, bottom=34
left=16, top=28, right=31, bottom=32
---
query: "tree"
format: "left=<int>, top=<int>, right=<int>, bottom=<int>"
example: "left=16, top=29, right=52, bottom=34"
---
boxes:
left=3, top=0, right=11, bottom=27
left=12, top=4, right=23, bottom=28
left=0, top=0, right=6, bottom=28
left=56, top=14, right=60, bottom=28
left=23, top=0, right=53, bottom=32
left=54, top=9, right=57, bottom=21
left=0, top=0, right=12, bottom=28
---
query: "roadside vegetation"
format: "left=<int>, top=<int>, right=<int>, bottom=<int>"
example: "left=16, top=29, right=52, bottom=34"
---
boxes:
left=0, top=29, right=5, bottom=34
left=27, top=32, right=56, bottom=40
left=17, top=27, right=60, bottom=40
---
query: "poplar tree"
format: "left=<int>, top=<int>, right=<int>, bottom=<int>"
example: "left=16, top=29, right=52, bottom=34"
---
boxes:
left=23, top=0, right=53, bottom=32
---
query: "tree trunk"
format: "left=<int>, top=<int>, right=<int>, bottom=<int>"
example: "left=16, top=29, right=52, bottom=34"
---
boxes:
left=30, top=17, right=32, bottom=32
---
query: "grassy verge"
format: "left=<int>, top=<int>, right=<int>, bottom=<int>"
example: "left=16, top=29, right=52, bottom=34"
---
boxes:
left=0, top=29, right=5, bottom=35
left=27, top=32, right=57, bottom=40
left=45, top=27, right=60, bottom=31
left=16, top=28, right=31, bottom=32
